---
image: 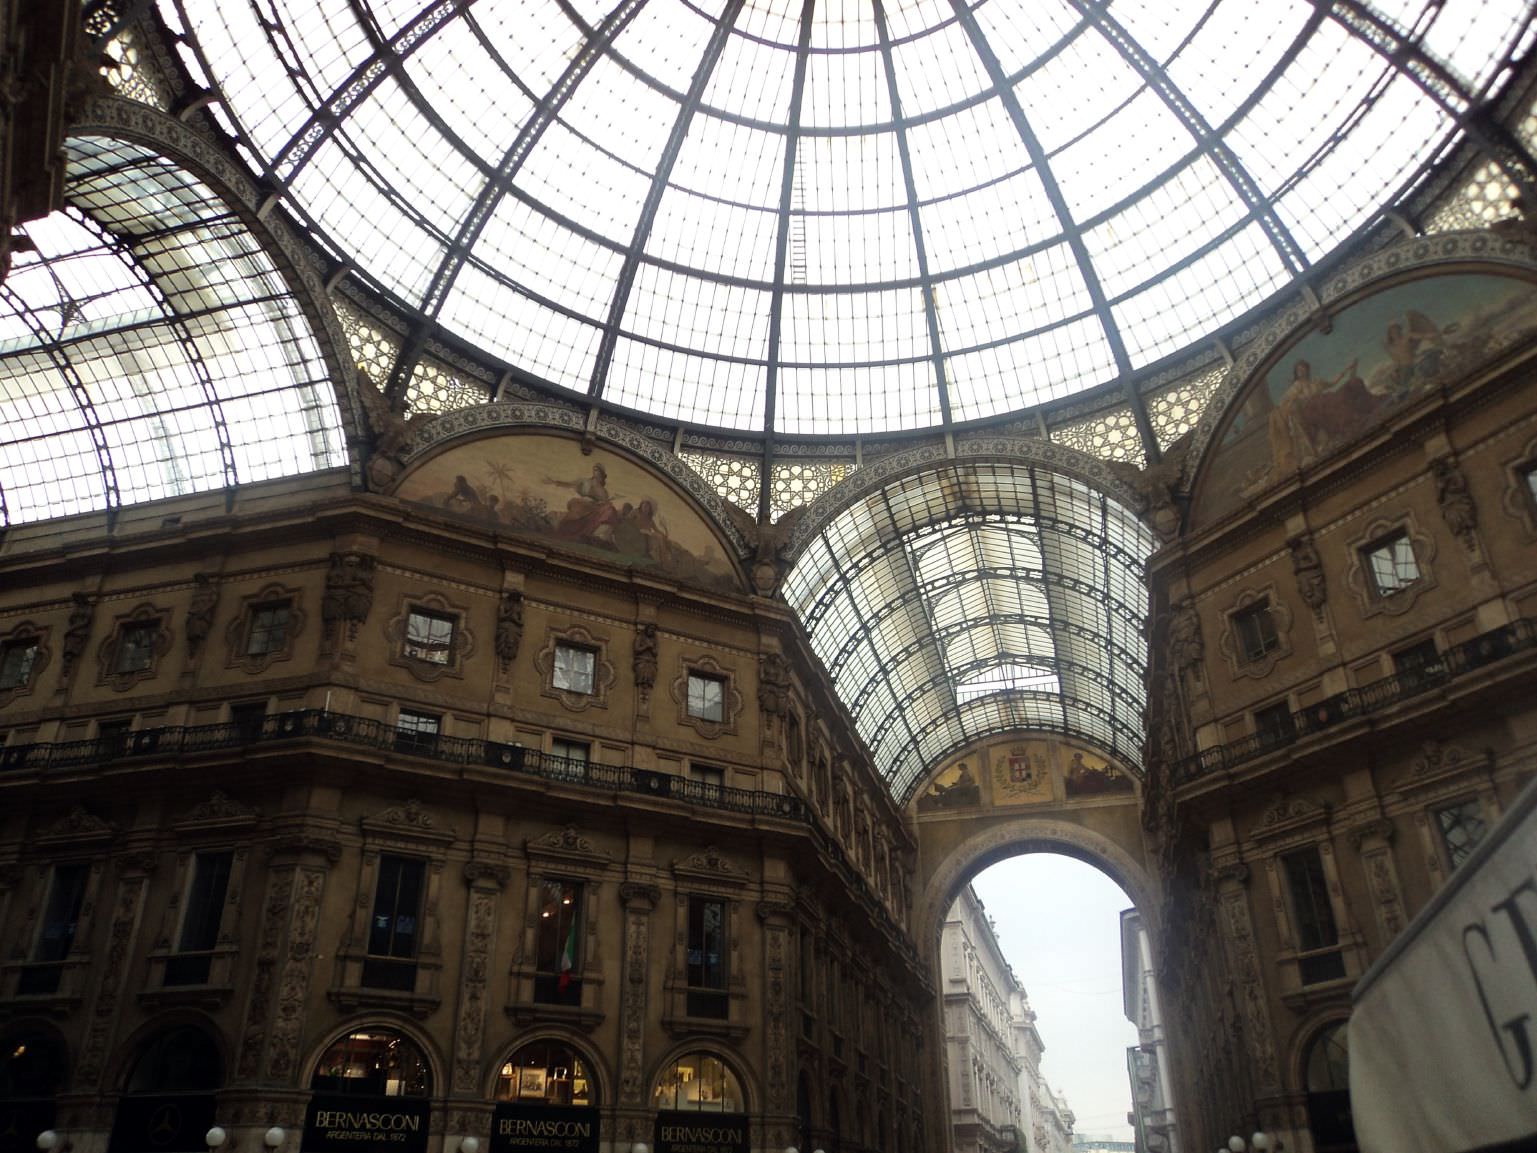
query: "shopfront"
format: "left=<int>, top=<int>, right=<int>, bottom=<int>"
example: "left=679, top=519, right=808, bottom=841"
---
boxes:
left=489, top=1040, right=599, bottom=1153
left=302, top=1030, right=431, bottom=1153
left=107, top=1027, right=222, bottom=1153
left=652, top=1055, right=748, bottom=1153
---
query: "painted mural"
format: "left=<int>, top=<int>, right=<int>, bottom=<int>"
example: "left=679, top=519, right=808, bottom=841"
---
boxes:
left=990, top=740, right=1054, bottom=806
left=916, top=759, right=982, bottom=812
left=1197, top=272, right=1537, bottom=524
left=396, top=434, right=740, bottom=593
left=1062, top=745, right=1133, bottom=799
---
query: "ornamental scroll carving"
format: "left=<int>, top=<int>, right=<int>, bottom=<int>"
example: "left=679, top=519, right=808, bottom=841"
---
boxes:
left=617, top=882, right=659, bottom=1105
left=237, top=868, right=295, bottom=1079
left=453, top=884, right=499, bottom=1095
left=1219, top=883, right=1279, bottom=1093
left=76, top=869, right=150, bottom=1086
left=758, top=901, right=794, bottom=1113
left=265, top=867, right=327, bottom=1081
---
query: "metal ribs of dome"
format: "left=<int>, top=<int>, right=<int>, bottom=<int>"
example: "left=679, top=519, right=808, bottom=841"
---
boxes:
left=164, top=0, right=1537, bottom=442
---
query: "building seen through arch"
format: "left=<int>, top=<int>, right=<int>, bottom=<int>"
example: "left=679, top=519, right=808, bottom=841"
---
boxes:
left=3, top=3, right=1537, bottom=1153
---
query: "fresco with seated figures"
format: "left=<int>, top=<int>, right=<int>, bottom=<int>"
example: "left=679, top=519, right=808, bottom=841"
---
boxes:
left=914, top=734, right=1136, bottom=815
left=1196, top=271, right=1537, bottom=525
left=395, top=433, right=741, bottom=593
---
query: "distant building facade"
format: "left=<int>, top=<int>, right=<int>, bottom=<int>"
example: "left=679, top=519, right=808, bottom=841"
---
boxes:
left=1121, top=911, right=1179, bottom=1153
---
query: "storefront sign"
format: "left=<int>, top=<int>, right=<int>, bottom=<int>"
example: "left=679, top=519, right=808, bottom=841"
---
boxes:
left=108, top=1093, right=217, bottom=1153
left=301, top=1095, right=430, bottom=1153
left=653, top=1112, right=748, bottom=1153
left=489, top=1104, right=598, bottom=1153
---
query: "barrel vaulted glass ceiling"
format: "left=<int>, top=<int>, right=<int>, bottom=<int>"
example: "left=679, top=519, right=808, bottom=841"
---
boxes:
left=782, top=463, right=1156, bottom=802
left=163, top=0, right=1535, bottom=437
left=0, top=138, right=348, bottom=527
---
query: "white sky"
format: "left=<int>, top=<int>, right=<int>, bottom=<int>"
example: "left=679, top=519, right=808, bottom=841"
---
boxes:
left=971, top=853, right=1139, bottom=1143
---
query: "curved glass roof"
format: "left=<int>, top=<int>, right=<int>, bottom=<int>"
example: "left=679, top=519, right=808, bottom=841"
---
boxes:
left=781, top=462, right=1155, bottom=802
left=164, top=0, right=1533, bottom=437
left=0, top=138, right=348, bottom=527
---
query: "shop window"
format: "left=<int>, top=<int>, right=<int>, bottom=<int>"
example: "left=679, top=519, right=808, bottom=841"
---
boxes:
left=123, top=1025, right=224, bottom=1092
left=1303, top=1023, right=1357, bottom=1153
left=363, top=855, right=426, bottom=991
left=18, top=865, right=87, bottom=995
left=115, top=621, right=160, bottom=673
left=404, top=608, right=456, bottom=665
left=534, top=878, right=583, bottom=1005
left=687, top=673, right=726, bottom=722
left=1434, top=798, right=1488, bottom=870
left=310, top=1029, right=431, bottom=1097
left=244, top=601, right=292, bottom=656
left=686, top=896, right=728, bottom=1019
left=1232, top=599, right=1279, bottom=664
left=1282, top=847, right=1345, bottom=985
left=164, top=852, right=232, bottom=987
left=552, top=643, right=596, bottom=694
left=653, top=1053, right=744, bottom=1112
left=1362, top=530, right=1419, bottom=597
left=394, top=709, right=440, bottom=755
left=494, top=1039, right=598, bottom=1106
left=0, top=639, right=38, bottom=690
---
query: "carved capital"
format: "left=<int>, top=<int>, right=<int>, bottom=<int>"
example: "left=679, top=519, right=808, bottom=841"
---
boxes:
left=619, top=881, right=661, bottom=909
left=757, top=900, right=796, bottom=925
left=267, top=834, right=342, bottom=863
left=1347, top=817, right=1396, bottom=851
left=1213, top=861, right=1250, bottom=887
left=463, top=860, right=510, bottom=888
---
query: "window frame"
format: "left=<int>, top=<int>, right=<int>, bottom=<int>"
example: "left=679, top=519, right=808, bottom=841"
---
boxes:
left=244, top=601, right=293, bottom=658
left=387, top=592, right=475, bottom=683
left=163, top=849, right=234, bottom=987
left=533, top=876, right=585, bottom=1006
left=686, top=673, right=726, bottom=722
left=1280, top=845, right=1347, bottom=986
left=685, top=895, right=729, bottom=1019
left=1432, top=796, right=1489, bottom=872
left=1232, top=598, right=1280, bottom=665
left=0, top=637, right=40, bottom=690
left=362, top=853, right=428, bottom=992
left=1362, top=529, right=1420, bottom=598
left=536, top=625, right=615, bottom=712
left=395, top=708, right=442, bottom=756
left=552, top=642, right=597, bottom=695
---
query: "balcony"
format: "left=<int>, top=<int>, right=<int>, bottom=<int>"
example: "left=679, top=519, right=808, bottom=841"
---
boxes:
left=1175, top=617, right=1537, bottom=786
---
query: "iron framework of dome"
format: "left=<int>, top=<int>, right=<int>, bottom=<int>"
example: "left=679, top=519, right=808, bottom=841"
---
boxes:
left=160, top=0, right=1536, bottom=440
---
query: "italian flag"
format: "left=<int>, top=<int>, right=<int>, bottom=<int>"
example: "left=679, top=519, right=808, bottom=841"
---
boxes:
left=558, top=912, right=578, bottom=990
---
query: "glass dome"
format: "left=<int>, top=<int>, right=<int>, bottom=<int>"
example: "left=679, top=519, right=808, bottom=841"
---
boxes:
left=163, top=0, right=1533, bottom=436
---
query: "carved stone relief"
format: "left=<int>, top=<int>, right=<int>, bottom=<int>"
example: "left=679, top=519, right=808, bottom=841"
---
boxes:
left=264, top=866, right=327, bottom=1080
left=321, top=551, right=375, bottom=648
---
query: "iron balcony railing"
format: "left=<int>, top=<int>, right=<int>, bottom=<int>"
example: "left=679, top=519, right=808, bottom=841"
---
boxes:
left=0, top=707, right=804, bottom=821
left=1174, top=616, right=1537, bottom=785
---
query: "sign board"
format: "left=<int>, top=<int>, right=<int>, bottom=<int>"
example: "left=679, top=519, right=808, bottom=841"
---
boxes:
left=653, top=1111, right=748, bottom=1153
left=108, top=1094, right=217, bottom=1153
left=1350, top=774, right=1537, bottom=1152
left=301, top=1095, right=430, bottom=1153
left=490, top=1104, right=598, bottom=1153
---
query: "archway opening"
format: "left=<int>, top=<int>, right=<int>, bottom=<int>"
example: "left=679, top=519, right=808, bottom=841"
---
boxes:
left=938, top=853, right=1167, bottom=1153
left=108, top=1025, right=224, bottom=1153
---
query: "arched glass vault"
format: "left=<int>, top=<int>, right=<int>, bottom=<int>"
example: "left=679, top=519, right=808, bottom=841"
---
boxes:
left=0, top=136, right=348, bottom=527
left=162, top=0, right=1536, bottom=439
left=782, top=461, right=1155, bottom=802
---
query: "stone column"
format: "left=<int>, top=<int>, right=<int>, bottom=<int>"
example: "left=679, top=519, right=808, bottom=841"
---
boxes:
left=452, top=863, right=510, bottom=1098
left=75, top=850, right=157, bottom=1088
left=1348, top=818, right=1407, bottom=944
left=1214, top=862, right=1280, bottom=1096
left=757, top=899, right=797, bottom=1149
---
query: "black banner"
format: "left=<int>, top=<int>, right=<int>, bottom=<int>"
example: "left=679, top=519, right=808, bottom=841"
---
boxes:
left=108, top=1093, right=217, bottom=1153
left=653, top=1112, right=749, bottom=1153
left=490, top=1104, right=598, bottom=1153
left=301, top=1095, right=430, bottom=1153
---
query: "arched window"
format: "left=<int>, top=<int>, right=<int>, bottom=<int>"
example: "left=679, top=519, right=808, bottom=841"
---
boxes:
left=495, top=1040, right=597, bottom=1106
left=652, top=1053, right=744, bottom=1113
left=310, top=1029, right=431, bottom=1098
left=1303, top=1023, right=1357, bottom=1153
left=109, top=1026, right=223, bottom=1153
left=0, top=1031, right=66, bottom=1153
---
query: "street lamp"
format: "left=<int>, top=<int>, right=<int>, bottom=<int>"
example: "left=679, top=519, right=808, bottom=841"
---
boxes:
left=1223, top=1134, right=1277, bottom=1153
left=264, top=1129, right=286, bottom=1150
left=460, top=1138, right=480, bottom=1153
left=206, top=1127, right=228, bottom=1150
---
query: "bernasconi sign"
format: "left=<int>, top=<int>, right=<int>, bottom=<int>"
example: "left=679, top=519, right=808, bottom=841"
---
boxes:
left=489, top=1104, right=599, bottom=1153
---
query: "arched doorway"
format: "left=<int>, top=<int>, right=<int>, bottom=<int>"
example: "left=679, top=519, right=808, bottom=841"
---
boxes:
left=490, top=1039, right=599, bottom=1153
left=653, top=1053, right=747, bottom=1153
left=1303, top=1023, right=1357, bottom=1153
left=0, top=1029, right=66, bottom=1153
left=302, top=1028, right=431, bottom=1153
left=107, top=1025, right=223, bottom=1153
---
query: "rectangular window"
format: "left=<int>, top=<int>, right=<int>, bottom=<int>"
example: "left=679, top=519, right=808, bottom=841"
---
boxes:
left=395, top=709, right=441, bottom=755
left=0, top=639, right=39, bottom=689
left=1392, top=638, right=1443, bottom=687
left=552, top=643, right=596, bottom=694
left=1435, top=799, right=1488, bottom=870
left=1232, top=600, right=1279, bottom=664
left=688, top=763, right=725, bottom=803
left=687, top=673, right=726, bottom=722
left=165, top=851, right=232, bottom=986
left=245, top=602, right=292, bottom=656
left=230, top=701, right=267, bottom=743
left=19, top=863, right=89, bottom=995
left=95, top=718, right=132, bottom=759
left=1363, top=530, right=1419, bottom=596
left=534, top=878, right=583, bottom=1005
left=116, top=622, right=160, bottom=673
left=404, top=609, right=455, bottom=665
left=687, top=896, right=728, bottom=1018
left=550, top=738, right=589, bottom=782
left=1253, top=701, right=1294, bottom=748
left=1282, top=847, right=1345, bottom=984
left=362, top=854, right=425, bottom=991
